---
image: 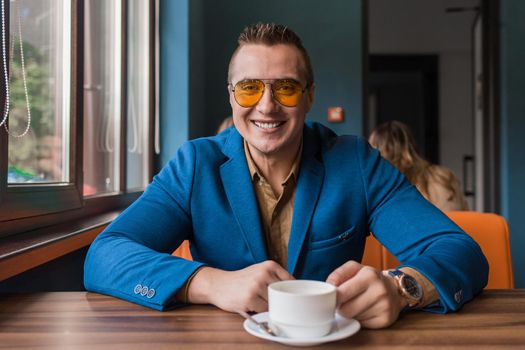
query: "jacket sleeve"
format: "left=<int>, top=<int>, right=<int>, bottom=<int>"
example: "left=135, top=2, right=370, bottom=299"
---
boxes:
left=356, top=138, right=488, bottom=313
left=84, top=141, right=206, bottom=310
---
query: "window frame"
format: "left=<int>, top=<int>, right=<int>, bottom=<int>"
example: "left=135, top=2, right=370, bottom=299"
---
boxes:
left=0, top=0, right=157, bottom=238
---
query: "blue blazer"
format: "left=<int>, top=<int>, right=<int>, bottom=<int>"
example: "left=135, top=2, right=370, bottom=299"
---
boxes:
left=84, top=122, right=488, bottom=312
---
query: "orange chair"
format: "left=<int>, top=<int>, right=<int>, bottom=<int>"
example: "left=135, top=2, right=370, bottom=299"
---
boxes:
left=446, top=211, right=514, bottom=288
left=362, top=211, right=514, bottom=289
left=173, top=240, right=192, bottom=260
left=361, top=233, right=384, bottom=268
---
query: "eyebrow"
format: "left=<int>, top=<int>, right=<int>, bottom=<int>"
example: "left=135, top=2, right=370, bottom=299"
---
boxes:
left=235, top=77, right=302, bottom=83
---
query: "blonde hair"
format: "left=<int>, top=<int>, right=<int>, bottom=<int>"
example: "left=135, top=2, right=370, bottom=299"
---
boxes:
left=369, top=121, right=467, bottom=209
left=216, top=116, right=234, bottom=134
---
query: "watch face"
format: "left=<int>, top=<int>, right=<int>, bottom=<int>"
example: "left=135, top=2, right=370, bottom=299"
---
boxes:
left=401, top=275, right=423, bottom=300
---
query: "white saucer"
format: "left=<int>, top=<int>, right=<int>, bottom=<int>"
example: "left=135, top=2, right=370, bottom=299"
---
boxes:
left=243, top=312, right=360, bottom=347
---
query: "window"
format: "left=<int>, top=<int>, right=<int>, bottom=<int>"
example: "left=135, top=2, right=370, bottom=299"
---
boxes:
left=6, top=0, right=71, bottom=184
left=126, top=0, right=152, bottom=191
left=0, top=0, right=157, bottom=236
left=83, top=0, right=122, bottom=196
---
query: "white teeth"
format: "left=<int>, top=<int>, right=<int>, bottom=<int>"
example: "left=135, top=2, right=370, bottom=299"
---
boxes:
left=253, top=121, right=282, bottom=129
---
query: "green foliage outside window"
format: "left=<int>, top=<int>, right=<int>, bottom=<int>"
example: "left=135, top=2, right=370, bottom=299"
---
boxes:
left=7, top=41, right=54, bottom=182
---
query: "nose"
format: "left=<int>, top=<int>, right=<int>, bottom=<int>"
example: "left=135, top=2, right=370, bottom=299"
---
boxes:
left=256, top=83, right=279, bottom=114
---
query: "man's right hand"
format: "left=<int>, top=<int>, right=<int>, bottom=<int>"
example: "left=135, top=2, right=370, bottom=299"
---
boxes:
left=185, top=261, right=294, bottom=313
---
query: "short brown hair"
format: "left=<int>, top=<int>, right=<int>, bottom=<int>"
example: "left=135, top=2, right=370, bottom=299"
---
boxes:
left=228, top=22, right=314, bottom=86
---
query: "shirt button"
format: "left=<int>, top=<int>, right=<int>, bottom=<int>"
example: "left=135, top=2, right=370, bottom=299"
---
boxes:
left=134, top=284, right=142, bottom=294
left=141, top=286, right=149, bottom=296
left=147, top=288, right=156, bottom=299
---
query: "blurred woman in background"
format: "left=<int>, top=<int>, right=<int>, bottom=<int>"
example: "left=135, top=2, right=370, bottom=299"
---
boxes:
left=216, top=116, right=234, bottom=134
left=369, top=120, right=468, bottom=211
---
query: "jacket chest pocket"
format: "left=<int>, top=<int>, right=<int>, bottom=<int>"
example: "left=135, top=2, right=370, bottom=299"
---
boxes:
left=308, top=226, right=356, bottom=251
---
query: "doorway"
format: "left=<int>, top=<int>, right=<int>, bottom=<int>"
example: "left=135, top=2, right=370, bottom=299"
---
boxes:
left=368, top=55, right=439, bottom=164
left=365, top=0, right=499, bottom=211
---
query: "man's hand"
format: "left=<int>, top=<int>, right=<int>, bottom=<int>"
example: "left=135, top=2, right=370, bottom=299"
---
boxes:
left=326, top=260, right=406, bottom=329
left=185, top=261, right=294, bottom=313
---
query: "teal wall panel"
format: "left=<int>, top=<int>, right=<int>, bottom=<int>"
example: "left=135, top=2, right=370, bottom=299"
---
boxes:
left=158, top=0, right=189, bottom=167
left=500, top=0, right=525, bottom=287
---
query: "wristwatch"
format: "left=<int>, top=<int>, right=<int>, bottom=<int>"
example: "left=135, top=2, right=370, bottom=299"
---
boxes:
left=388, top=269, right=423, bottom=308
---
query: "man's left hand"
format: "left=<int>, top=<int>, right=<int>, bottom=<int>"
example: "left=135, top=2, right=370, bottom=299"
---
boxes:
left=326, top=260, right=406, bottom=329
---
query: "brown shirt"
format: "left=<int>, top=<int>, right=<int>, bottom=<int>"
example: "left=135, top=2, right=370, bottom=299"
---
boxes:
left=243, top=141, right=302, bottom=268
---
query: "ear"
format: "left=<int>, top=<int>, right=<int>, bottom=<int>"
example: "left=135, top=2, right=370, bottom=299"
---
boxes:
left=228, top=85, right=235, bottom=108
left=304, top=84, right=315, bottom=113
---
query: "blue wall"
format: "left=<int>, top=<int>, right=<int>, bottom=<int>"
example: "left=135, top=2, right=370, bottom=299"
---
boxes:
left=500, top=1, right=525, bottom=288
left=159, top=0, right=190, bottom=166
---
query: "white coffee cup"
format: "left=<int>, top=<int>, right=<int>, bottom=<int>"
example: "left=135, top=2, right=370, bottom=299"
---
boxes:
left=268, top=280, right=337, bottom=338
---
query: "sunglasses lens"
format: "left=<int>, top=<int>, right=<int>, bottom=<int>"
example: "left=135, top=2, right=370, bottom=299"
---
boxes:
left=234, top=80, right=265, bottom=107
left=233, top=79, right=305, bottom=107
left=272, top=80, right=303, bottom=107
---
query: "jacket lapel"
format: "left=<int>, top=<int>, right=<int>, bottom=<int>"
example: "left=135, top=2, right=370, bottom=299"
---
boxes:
left=220, top=129, right=268, bottom=263
left=288, top=127, right=324, bottom=275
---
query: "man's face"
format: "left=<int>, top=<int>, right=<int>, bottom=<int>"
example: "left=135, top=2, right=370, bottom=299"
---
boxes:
left=229, top=44, right=314, bottom=160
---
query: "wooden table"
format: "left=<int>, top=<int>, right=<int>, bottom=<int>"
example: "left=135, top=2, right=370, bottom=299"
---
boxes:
left=1, top=290, right=524, bottom=349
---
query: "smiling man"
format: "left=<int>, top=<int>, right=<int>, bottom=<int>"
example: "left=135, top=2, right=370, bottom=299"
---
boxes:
left=84, top=23, right=488, bottom=329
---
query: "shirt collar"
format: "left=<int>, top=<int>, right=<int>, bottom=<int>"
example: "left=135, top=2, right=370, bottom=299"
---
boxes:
left=243, top=139, right=303, bottom=185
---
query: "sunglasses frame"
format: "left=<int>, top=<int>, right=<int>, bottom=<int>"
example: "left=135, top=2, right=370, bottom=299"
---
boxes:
left=229, top=79, right=309, bottom=108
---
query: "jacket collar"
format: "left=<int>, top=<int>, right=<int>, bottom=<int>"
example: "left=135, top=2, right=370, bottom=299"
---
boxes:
left=220, top=125, right=324, bottom=274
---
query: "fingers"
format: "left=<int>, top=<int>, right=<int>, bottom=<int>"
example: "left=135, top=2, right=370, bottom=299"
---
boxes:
left=337, top=273, right=389, bottom=320
left=326, top=260, right=362, bottom=286
left=332, top=265, right=401, bottom=329
left=212, top=261, right=292, bottom=314
left=358, top=316, right=390, bottom=329
left=257, top=261, right=294, bottom=301
left=246, top=295, right=268, bottom=314
left=357, top=304, right=398, bottom=329
left=350, top=273, right=400, bottom=329
left=268, top=261, right=295, bottom=282
left=337, top=285, right=376, bottom=318
left=326, top=261, right=368, bottom=309
left=243, top=261, right=292, bottom=312
left=336, top=265, right=379, bottom=304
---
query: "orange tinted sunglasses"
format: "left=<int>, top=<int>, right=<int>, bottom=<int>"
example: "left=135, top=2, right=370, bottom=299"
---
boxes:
left=231, top=79, right=308, bottom=108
